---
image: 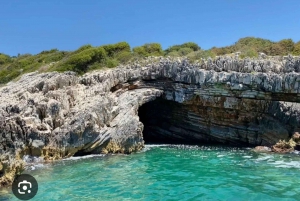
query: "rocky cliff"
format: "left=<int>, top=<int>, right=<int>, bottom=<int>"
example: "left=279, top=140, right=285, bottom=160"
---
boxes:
left=1, top=55, right=300, bottom=186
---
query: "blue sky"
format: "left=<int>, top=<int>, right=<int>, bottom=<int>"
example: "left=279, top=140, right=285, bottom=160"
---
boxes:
left=1, top=0, right=300, bottom=56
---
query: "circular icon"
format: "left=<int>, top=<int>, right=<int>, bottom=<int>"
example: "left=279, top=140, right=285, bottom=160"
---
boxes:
left=12, top=174, right=38, bottom=200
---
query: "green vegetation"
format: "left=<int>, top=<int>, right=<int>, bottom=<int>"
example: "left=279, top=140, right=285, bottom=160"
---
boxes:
left=102, top=42, right=130, bottom=57
left=210, top=37, right=300, bottom=58
left=133, top=43, right=163, bottom=57
left=186, top=50, right=216, bottom=61
left=55, top=46, right=107, bottom=73
left=165, top=42, right=200, bottom=55
left=1, top=37, right=300, bottom=84
left=0, top=53, right=11, bottom=65
left=293, top=42, right=300, bottom=55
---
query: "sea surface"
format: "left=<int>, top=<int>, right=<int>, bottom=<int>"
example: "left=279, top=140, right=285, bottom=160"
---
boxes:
left=1, top=145, right=300, bottom=201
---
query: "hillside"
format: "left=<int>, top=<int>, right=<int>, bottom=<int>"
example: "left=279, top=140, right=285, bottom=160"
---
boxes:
left=1, top=37, right=300, bottom=84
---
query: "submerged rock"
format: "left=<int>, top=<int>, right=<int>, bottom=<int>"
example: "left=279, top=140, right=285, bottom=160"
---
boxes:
left=253, top=146, right=272, bottom=153
left=1, top=56, right=300, bottom=186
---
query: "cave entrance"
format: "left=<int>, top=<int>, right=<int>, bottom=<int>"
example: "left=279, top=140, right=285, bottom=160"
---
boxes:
left=138, top=97, right=211, bottom=145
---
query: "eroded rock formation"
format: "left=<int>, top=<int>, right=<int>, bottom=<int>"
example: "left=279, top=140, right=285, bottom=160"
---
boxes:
left=1, top=55, right=300, bottom=186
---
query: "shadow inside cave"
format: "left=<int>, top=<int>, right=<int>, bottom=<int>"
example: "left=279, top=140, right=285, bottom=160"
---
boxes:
left=138, top=96, right=300, bottom=148
left=138, top=97, right=226, bottom=145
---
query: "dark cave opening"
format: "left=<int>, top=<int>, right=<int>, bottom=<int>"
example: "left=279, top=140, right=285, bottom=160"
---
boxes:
left=138, top=97, right=221, bottom=145
left=73, top=150, right=92, bottom=157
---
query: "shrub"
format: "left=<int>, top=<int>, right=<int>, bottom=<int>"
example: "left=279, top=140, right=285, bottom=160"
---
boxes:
left=268, top=43, right=285, bottom=56
left=178, top=47, right=193, bottom=56
left=209, top=37, right=296, bottom=57
left=210, top=37, right=274, bottom=56
left=166, top=51, right=180, bottom=57
left=182, top=42, right=201, bottom=51
left=293, top=42, right=300, bottom=55
left=0, top=69, right=22, bottom=84
left=211, top=47, right=232, bottom=55
left=278, top=39, right=294, bottom=54
left=128, top=52, right=144, bottom=61
left=105, top=58, right=119, bottom=68
left=39, top=49, right=59, bottom=54
left=103, top=42, right=131, bottom=57
left=87, top=62, right=102, bottom=71
left=240, top=48, right=258, bottom=58
left=17, top=56, right=35, bottom=67
left=35, top=50, right=67, bottom=63
left=132, top=46, right=147, bottom=56
left=72, top=44, right=93, bottom=54
left=0, top=54, right=11, bottom=65
left=17, top=53, right=32, bottom=59
left=187, top=50, right=216, bottom=61
left=93, top=47, right=107, bottom=62
left=165, top=42, right=200, bottom=54
left=133, top=43, right=163, bottom=56
left=115, top=51, right=133, bottom=63
left=59, top=47, right=107, bottom=73
left=42, top=51, right=67, bottom=63
left=235, top=37, right=273, bottom=53
left=1, top=38, right=299, bottom=85
left=144, top=43, right=163, bottom=56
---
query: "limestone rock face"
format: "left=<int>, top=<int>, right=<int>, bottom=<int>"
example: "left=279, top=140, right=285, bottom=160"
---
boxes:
left=1, top=56, right=300, bottom=186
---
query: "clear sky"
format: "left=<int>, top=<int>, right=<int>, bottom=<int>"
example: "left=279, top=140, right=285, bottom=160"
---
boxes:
left=1, top=0, right=300, bottom=56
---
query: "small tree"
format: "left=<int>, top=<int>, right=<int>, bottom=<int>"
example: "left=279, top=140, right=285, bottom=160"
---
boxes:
left=165, top=42, right=200, bottom=54
left=133, top=43, right=163, bottom=56
left=0, top=54, right=11, bottom=65
left=115, top=51, right=133, bottom=63
left=278, top=39, right=294, bottom=54
left=102, top=42, right=131, bottom=57
left=293, top=42, right=300, bottom=55
left=178, top=47, right=193, bottom=56
left=62, top=47, right=107, bottom=73
left=268, top=43, right=285, bottom=56
left=73, top=44, right=93, bottom=54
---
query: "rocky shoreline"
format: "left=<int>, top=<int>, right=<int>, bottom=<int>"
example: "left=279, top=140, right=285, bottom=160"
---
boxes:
left=1, top=55, right=300, bottom=187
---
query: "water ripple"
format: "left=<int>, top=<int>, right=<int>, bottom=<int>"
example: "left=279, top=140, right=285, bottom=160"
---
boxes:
left=1, top=145, right=300, bottom=201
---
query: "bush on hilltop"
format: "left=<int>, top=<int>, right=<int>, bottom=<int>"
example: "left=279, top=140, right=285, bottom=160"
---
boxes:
left=133, top=43, right=163, bottom=57
left=165, top=42, right=200, bottom=55
left=1, top=37, right=300, bottom=84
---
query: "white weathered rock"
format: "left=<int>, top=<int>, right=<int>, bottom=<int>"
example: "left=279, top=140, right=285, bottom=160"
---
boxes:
left=1, top=56, right=300, bottom=186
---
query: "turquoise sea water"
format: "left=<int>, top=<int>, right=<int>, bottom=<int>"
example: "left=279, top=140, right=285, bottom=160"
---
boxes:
left=1, top=145, right=300, bottom=201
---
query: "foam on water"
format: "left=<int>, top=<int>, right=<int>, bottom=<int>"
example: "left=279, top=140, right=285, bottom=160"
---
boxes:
left=62, top=154, right=105, bottom=161
left=23, top=155, right=44, bottom=163
left=255, top=154, right=274, bottom=161
left=271, top=161, right=300, bottom=169
left=141, top=144, right=171, bottom=152
left=242, top=155, right=253, bottom=158
left=144, top=144, right=171, bottom=147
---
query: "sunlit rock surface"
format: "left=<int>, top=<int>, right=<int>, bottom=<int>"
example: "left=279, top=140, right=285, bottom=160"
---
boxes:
left=1, top=55, right=300, bottom=186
